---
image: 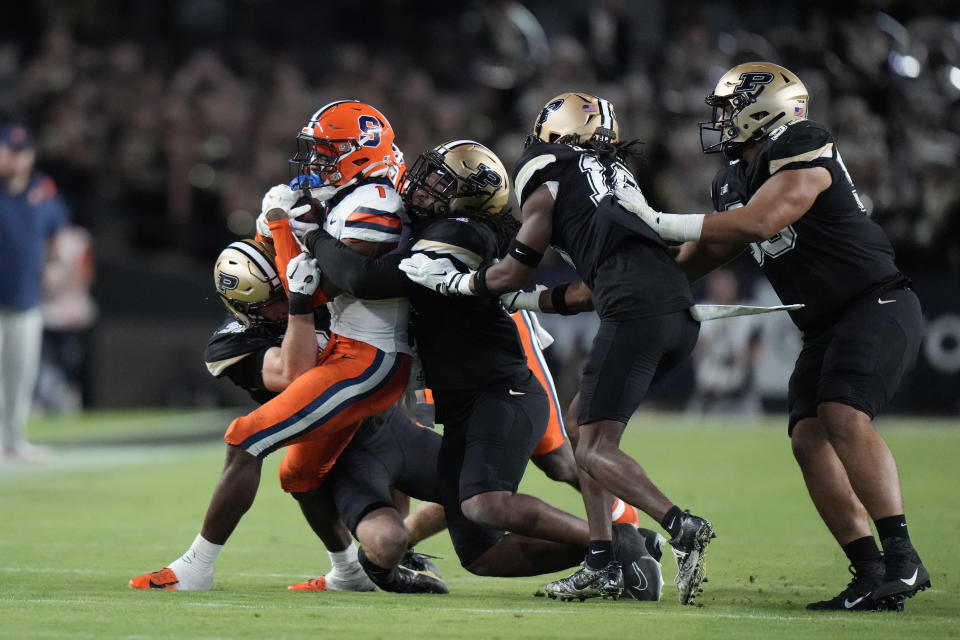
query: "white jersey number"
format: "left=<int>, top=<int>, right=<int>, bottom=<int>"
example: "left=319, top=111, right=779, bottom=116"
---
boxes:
left=578, top=153, right=638, bottom=206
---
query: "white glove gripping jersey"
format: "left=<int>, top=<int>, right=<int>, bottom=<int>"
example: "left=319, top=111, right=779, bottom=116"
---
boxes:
left=323, top=181, right=412, bottom=355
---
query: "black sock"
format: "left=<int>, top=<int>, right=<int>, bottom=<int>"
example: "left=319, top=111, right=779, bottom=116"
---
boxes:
left=585, top=540, right=613, bottom=570
left=660, top=505, right=684, bottom=539
left=357, top=547, right=395, bottom=581
left=842, top=536, right=882, bottom=566
left=875, top=515, right=909, bottom=543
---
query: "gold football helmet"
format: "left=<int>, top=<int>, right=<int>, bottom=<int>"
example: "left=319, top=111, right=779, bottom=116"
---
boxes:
left=700, top=61, right=808, bottom=156
left=401, top=140, right=510, bottom=218
left=530, top=92, right=619, bottom=145
left=214, top=239, right=285, bottom=327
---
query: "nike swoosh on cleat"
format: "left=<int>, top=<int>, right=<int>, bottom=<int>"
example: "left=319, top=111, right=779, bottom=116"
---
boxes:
left=900, top=569, right=919, bottom=586
left=877, top=298, right=896, bottom=304
left=149, top=579, right=178, bottom=589
left=844, top=593, right=869, bottom=608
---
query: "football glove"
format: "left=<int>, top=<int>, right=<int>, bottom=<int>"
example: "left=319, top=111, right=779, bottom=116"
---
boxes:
left=257, top=184, right=313, bottom=239
left=286, top=253, right=321, bottom=296
left=500, top=284, right=547, bottom=312
left=288, top=216, right=319, bottom=242
left=398, top=253, right=475, bottom=296
left=614, top=184, right=704, bottom=242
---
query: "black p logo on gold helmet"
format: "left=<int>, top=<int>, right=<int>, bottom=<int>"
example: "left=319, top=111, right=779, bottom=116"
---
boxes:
left=401, top=140, right=510, bottom=218
left=213, top=239, right=285, bottom=328
left=700, top=62, right=808, bottom=157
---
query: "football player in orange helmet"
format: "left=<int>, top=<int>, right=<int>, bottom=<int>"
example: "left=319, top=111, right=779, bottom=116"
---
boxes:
left=291, top=100, right=398, bottom=194
left=131, top=101, right=417, bottom=593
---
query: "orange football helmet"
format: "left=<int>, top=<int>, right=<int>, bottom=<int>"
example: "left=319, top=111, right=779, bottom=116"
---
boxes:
left=292, top=100, right=396, bottom=190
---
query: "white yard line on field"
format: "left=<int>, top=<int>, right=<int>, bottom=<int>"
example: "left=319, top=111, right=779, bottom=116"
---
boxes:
left=2, top=595, right=949, bottom=625
left=0, top=444, right=218, bottom=477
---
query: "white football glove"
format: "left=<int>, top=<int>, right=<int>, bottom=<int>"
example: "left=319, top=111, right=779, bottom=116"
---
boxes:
left=261, top=183, right=303, bottom=215
left=286, top=253, right=321, bottom=296
left=614, top=184, right=704, bottom=242
left=288, top=217, right=319, bottom=242
left=398, top=253, right=475, bottom=296
left=500, top=284, right=547, bottom=312
left=256, top=184, right=313, bottom=239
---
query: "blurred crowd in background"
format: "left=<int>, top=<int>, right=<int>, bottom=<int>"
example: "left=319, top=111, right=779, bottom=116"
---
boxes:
left=1, top=0, right=957, bottom=413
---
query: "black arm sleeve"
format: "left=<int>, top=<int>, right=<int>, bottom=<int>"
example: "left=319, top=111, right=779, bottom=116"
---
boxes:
left=304, top=228, right=409, bottom=299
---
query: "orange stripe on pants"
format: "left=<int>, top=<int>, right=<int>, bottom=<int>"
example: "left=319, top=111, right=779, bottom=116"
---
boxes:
left=514, top=312, right=566, bottom=455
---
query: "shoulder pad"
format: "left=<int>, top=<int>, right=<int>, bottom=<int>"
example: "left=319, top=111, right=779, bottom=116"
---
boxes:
left=327, top=182, right=403, bottom=243
left=514, top=143, right=579, bottom=205
left=764, top=120, right=834, bottom=175
left=410, top=217, right=494, bottom=270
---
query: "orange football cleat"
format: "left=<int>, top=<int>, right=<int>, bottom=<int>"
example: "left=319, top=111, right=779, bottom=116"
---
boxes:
left=129, top=568, right=179, bottom=590
left=288, top=576, right=329, bottom=591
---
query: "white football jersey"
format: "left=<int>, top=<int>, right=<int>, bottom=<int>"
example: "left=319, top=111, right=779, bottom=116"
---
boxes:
left=323, top=182, right=412, bottom=354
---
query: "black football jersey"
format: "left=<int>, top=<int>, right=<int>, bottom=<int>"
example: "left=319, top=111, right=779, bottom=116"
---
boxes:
left=513, top=142, right=693, bottom=319
left=406, top=216, right=528, bottom=391
left=711, top=119, right=905, bottom=332
left=305, top=218, right=529, bottom=392
left=203, top=309, right=331, bottom=403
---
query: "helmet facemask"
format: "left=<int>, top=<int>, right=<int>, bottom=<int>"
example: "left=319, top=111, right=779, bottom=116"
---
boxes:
left=699, top=87, right=780, bottom=157
left=402, top=150, right=459, bottom=218
left=401, top=141, right=509, bottom=219
left=291, top=133, right=357, bottom=187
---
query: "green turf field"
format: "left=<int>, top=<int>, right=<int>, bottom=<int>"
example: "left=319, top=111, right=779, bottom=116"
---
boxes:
left=1, top=410, right=957, bottom=639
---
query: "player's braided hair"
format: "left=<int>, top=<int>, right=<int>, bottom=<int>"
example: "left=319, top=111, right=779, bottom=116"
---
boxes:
left=559, top=135, right=646, bottom=167
left=525, top=133, right=646, bottom=175
left=464, top=208, right=522, bottom=258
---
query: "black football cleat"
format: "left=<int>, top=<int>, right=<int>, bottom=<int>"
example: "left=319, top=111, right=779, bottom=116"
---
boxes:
left=358, top=547, right=449, bottom=594
left=368, top=564, right=449, bottom=594
left=400, top=549, right=443, bottom=579
left=668, top=511, right=716, bottom=605
left=545, top=561, right=623, bottom=602
left=873, top=537, right=931, bottom=608
left=807, top=560, right=889, bottom=612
